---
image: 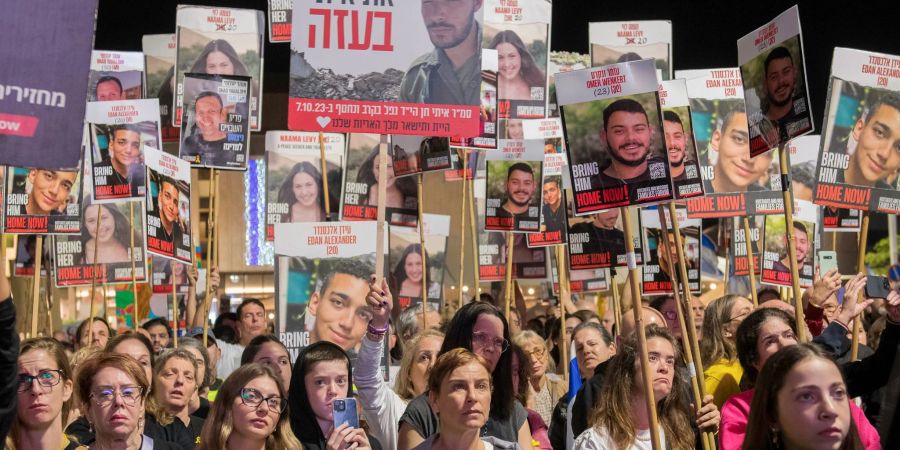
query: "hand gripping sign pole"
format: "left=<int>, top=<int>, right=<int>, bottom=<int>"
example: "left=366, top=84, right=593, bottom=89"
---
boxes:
left=319, top=131, right=332, bottom=220
left=778, top=144, right=806, bottom=341
left=129, top=202, right=139, bottom=330
left=743, top=216, right=759, bottom=306
left=556, top=246, right=571, bottom=384
left=659, top=206, right=712, bottom=450
left=88, top=204, right=103, bottom=345
left=458, top=150, right=468, bottom=310
left=852, top=212, right=870, bottom=361
left=504, top=232, right=514, bottom=320
left=418, top=173, right=428, bottom=330
left=621, top=207, right=662, bottom=450
left=30, top=236, right=43, bottom=337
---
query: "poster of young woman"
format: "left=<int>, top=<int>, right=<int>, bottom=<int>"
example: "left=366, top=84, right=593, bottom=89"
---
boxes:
left=640, top=206, right=700, bottom=296
left=88, top=50, right=145, bottom=102
left=341, top=133, right=418, bottom=228
left=151, top=257, right=191, bottom=295
left=388, top=214, right=450, bottom=310
left=485, top=139, right=543, bottom=232
left=143, top=33, right=180, bottom=143
left=589, top=20, right=673, bottom=80
left=265, top=131, right=345, bottom=240
left=145, top=146, right=192, bottom=264
left=483, top=0, right=551, bottom=121
left=175, top=5, right=264, bottom=131
left=53, top=196, right=148, bottom=287
left=3, top=164, right=83, bottom=235
left=179, top=73, right=251, bottom=170
left=389, top=135, right=452, bottom=178
left=86, top=99, right=161, bottom=202
left=761, top=199, right=819, bottom=288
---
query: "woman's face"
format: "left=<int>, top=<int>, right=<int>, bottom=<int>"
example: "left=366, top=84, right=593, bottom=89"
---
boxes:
left=373, top=156, right=396, bottom=186
left=205, top=50, right=235, bottom=75
left=181, top=346, right=207, bottom=387
left=404, top=251, right=424, bottom=283
left=155, top=357, right=197, bottom=412
left=112, top=339, right=153, bottom=383
left=85, top=205, right=116, bottom=243
left=303, top=360, right=348, bottom=422
left=410, top=336, right=443, bottom=396
left=470, top=314, right=506, bottom=372
left=633, top=337, right=676, bottom=402
left=252, top=342, right=293, bottom=390
left=17, top=349, right=73, bottom=429
left=522, top=341, right=548, bottom=380
left=292, top=171, right=319, bottom=207
left=776, top=358, right=851, bottom=450
left=431, top=361, right=492, bottom=433
left=231, top=375, right=282, bottom=442
left=86, top=367, right=145, bottom=441
left=496, top=42, right=522, bottom=81
left=724, top=298, right=754, bottom=339
left=753, top=317, right=798, bottom=371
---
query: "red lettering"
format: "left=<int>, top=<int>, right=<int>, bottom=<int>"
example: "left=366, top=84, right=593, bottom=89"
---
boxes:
left=96, top=185, right=114, bottom=195
left=113, top=184, right=131, bottom=194
left=843, top=187, right=869, bottom=205
left=307, top=8, right=393, bottom=51
left=5, top=216, right=27, bottom=230
left=816, top=184, right=843, bottom=201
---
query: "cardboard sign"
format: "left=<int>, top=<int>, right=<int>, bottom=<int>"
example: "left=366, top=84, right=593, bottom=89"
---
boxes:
left=640, top=206, right=700, bottom=296
left=761, top=199, right=818, bottom=288
left=341, top=133, right=418, bottom=227
left=143, top=34, right=181, bottom=143
left=388, top=214, right=450, bottom=309
left=589, top=20, right=673, bottom=80
left=485, top=139, right=544, bottom=232
left=88, top=50, right=145, bottom=102
left=144, top=146, right=192, bottom=263
left=179, top=73, right=251, bottom=170
left=658, top=79, right=704, bottom=199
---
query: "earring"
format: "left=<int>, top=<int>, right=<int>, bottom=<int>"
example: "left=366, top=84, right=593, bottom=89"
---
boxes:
left=770, top=427, right=781, bottom=448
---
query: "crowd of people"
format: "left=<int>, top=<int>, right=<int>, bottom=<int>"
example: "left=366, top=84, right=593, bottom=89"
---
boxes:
left=3, top=239, right=900, bottom=450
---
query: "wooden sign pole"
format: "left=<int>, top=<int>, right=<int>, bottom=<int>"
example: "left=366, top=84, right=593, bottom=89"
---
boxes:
left=319, top=131, right=332, bottom=220
left=129, top=202, right=139, bottom=330
left=852, top=211, right=870, bottom=361
left=778, top=143, right=806, bottom=341
left=504, top=232, right=514, bottom=319
left=418, top=173, right=427, bottom=330
left=743, top=216, right=759, bottom=307
left=30, top=236, right=43, bottom=337
left=458, top=149, right=468, bottom=309
left=87, top=204, right=103, bottom=345
left=375, top=136, right=388, bottom=282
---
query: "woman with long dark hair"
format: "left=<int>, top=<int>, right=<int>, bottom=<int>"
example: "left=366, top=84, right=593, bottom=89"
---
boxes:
left=79, top=199, right=143, bottom=265
left=488, top=30, right=546, bottom=101
left=357, top=146, right=416, bottom=209
left=390, top=243, right=440, bottom=300
left=189, top=39, right=250, bottom=76
left=277, top=161, right=333, bottom=223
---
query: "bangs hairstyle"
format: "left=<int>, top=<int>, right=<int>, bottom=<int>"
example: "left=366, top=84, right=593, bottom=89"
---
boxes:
left=395, top=329, right=445, bottom=401
left=198, top=363, right=301, bottom=450
left=427, top=348, right=493, bottom=396
left=736, top=307, right=798, bottom=386
left=74, top=354, right=150, bottom=413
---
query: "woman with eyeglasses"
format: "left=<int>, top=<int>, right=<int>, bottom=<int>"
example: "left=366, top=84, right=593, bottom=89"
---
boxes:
left=700, top=295, right=754, bottom=408
left=512, top=331, right=565, bottom=427
left=198, top=363, right=301, bottom=450
left=8, top=338, right=76, bottom=450
left=74, top=353, right=179, bottom=450
left=398, top=302, right=534, bottom=450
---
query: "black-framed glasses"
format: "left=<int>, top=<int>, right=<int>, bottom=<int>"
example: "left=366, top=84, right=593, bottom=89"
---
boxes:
left=472, top=331, right=510, bottom=353
left=240, top=388, right=285, bottom=414
left=18, top=369, right=64, bottom=393
left=90, top=386, right=144, bottom=407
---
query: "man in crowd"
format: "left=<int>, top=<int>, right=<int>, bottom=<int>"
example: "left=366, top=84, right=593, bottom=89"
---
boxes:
left=211, top=298, right=268, bottom=378
left=141, top=318, right=171, bottom=355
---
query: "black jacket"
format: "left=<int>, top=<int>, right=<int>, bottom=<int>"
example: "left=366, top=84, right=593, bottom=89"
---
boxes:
left=0, top=299, right=18, bottom=444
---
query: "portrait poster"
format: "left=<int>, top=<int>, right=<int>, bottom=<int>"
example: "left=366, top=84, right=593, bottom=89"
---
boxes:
left=476, top=192, right=548, bottom=281
left=151, top=257, right=191, bottom=294
left=175, top=5, right=264, bottom=130
left=813, top=47, right=900, bottom=214
left=485, top=139, right=543, bottom=232
left=88, top=50, right=145, bottom=102
left=557, top=59, right=673, bottom=214
left=267, top=0, right=292, bottom=43
left=389, top=135, right=452, bottom=177
left=13, top=235, right=51, bottom=277
left=731, top=215, right=763, bottom=277
left=524, top=118, right=569, bottom=247
left=449, top=49, right=499, bottom=150
left=288, top=0, right=482, bottom=136
left=265, top=131, right=345, bottom=240
left=143, top=33, right=181, bottom=143
left=274, top=221, right=385, bottom=366
left=761, top=199, right=818, bottom=288
left=86, top=99, right=161, bottom=202
left=341, top=133, right=418, bottom=228
left=658, top=79, right=704, bottom=199
left=179, top=73, right=251, bottom=170
left=483, top=0, right=551, bottom=121
left=681, top=68, right=782, bottom=218
left=566, top=191, right=642, bottom=270
left=640, top=206, right=700, bottom=296
left=588, top=20, right=672, bottom=80
left=3, top=164, right=83, bottom=235
left=145, top=146, right=192, bottom=264
left=550, top=248, right=609, bottom=294
left=53, top=197, right=148, bottom=287
left=443, top=147, right=482, bottom=182
left=737, top=5, right=813, bottom=157
left=388, top=213, right=450, bottom=310
left=0, top=0, right=97, bottom=170
left=547, top=51, right=590, bottom=118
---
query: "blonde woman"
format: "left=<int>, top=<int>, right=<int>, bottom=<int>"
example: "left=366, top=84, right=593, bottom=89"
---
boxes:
left=513, top=331, right=565, bottom=426
left=700, top=295, right=754, bottom=408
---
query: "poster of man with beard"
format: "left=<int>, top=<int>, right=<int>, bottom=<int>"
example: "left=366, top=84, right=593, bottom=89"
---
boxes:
left=658, top=79, right=704, bottom=199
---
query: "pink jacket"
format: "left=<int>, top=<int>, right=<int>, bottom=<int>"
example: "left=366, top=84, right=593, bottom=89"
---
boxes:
left=720, top=389, right=881, bottom=450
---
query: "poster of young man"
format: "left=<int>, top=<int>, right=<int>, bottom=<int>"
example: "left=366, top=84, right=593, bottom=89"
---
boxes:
left=640, top=207, right=700, bottom=296
left=547, top=51, right=591, bottom=118
left=389, top=135, right=452, bottom=177
left=267, top=0, right=292, bottom=43
left=731, top=216, right=763, bottom=277
left=88, top=50, right=145, bottom=102
left=566, top=191, right=642, bottom=270
left=179, top=73, right=251, bottom=170
left=145, top=146, right=192, bottom=264
left=476, top=192, right=548, bottom=281
left=588, top=21, right=673, bottom=80
left=0, top=0, right=96, bottom=170
left=549, top=248, right=609, bottom=294
left=483, top=0, right=551, bottom=121
left=3, top=165, right=82, bottom=234
left=813, top=47, right=900, bottom=214
left=659, top=79, right=704, bottom=199
left=450, top=49, right=499, bottom=150
left=679, top=68, right=781, bottom=218
left=86, top=99, right=161, bottom=201
left=737, top=5, right=813, bottom=157
left=274, top=221, right=380, bottom=356
left=53, top=196, right=148, bottom=287
left=341, top=133, right=418, bottom=228
left=557, top=59, right=673, bottom=214
left=265, top=131, right=345, bottom=240
left=13, top=235, right=51, bottom=277
left=485, top=139, right=543, bottom=232
left=761, top=199, right=818, bottom=288
left=389, top=214, right=450, bottom=310
left=143, top=34, right=180, bottom=143
left=523, top=118, right=569, bottom=247
left=288, top=0, right=483, bottom=137
left=175, top=5, right=264, bottom=131
left=151, top=257, right=191, bottom=295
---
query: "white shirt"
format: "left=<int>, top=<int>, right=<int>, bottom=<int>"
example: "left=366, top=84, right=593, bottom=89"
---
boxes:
left=356, top=335, right=408, bottom=450
left=573, top=426, right=666, bottom=450
left=215, top=339, right=245, bottom=379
